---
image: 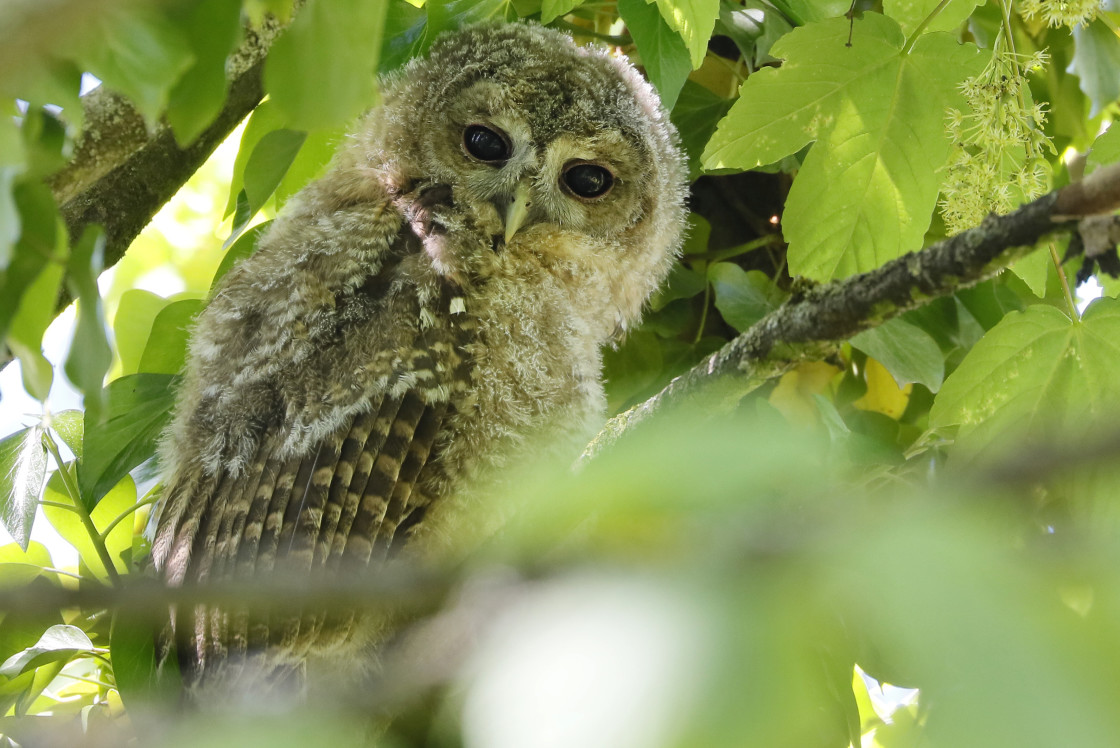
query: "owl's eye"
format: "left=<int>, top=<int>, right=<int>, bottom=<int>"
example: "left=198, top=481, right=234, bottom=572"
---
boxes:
left=562, top=162, right=614, bottom=199
left=463, top=124, right=511, bottom=163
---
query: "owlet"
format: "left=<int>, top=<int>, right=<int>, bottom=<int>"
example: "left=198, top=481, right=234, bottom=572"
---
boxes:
left=151, top=21, right=688, bottom=695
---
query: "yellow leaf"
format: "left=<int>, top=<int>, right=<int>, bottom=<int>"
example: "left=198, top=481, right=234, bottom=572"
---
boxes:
left=769, top=361, right=841, bottom=424
left=854, top=358, right=912, bottom=419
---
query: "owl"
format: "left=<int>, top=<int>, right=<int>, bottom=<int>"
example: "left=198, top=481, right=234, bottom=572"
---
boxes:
left=151, top=21, right=687, bottom=698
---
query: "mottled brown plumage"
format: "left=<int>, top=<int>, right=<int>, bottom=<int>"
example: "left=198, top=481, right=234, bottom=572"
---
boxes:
left=151, top=22, right=687, bottom=698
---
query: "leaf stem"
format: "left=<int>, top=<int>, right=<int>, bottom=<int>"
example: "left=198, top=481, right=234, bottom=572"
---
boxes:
left=902, top=0, right=954, bottom=54
left=996, top=0, right=1073, bottom=314
left=997, top=0, right=1019, bottom=64
left=41, top=566, right=85, bottom=581
left=41, top=431, right=121, bottom=586
left=549, top=18, right=632, bottom=45
left=1048, top=241, right=1079, bottom=319
left=99, top=494, right=158, bottom=542
left=694, top=280, right=712, bottom=345
left=53, top=672, right=116, bottom=690
left=39, top=500, right=82, bottom=514
left=688, top=234, right=783, bottom=262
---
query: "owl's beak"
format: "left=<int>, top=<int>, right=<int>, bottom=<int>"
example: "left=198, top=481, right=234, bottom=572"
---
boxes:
left=503, top=181, right=532, bottom=243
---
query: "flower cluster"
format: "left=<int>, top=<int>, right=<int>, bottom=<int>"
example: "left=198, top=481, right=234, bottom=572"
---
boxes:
left=1019, top=0, right=1102, bottom=28
left=939, top=48, right=1054, bottom=235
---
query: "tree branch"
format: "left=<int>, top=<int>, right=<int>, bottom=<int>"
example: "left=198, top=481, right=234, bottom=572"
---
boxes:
left=0, top=565, right=445, bottom=619
left=48, top=16, right=286, bottom=297
left=587, top=163, right=1120, bottom=457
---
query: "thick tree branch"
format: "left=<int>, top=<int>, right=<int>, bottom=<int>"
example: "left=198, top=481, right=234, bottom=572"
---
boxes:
left=0, top=15, right=288, bottom=372
left=588, top=163, right=1120, bottom=456
left=48, top=16, right=285, bottom=290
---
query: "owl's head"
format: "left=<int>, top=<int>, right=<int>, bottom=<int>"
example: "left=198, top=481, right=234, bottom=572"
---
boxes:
left=344, top=23, right=688, bottom=329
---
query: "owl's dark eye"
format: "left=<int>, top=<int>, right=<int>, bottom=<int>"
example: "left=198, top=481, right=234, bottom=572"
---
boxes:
left=463, top=124, right=511, bottom=163
left=562, top=162, right=614, bottom=199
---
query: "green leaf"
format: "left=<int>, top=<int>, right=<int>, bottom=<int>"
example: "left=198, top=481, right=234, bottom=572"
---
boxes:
left=670, top=82, right=733, bottom=179
left=15, top=659, right=64, bottom=717
left=0, top=625, right=95, bottom=678
left=653, top=0, right=721, bottom=69
left=114, top=290, right=173, bottom=377
left=243, top=129, right=308, bottom=217
left=224, top=101, right=286, bottom=218
left=0, top=100, right=22, bottom=161
left=0, top=600, right=62, bottom=716
left=111, top=610, right=179, bottom=708
left=770, top=0, right=852, bottom=24
left=49, top=410, right=84, bottom=460
left=0, top=541, right=55, bottom=589
left=1069, top=18, right=1120, bottom=119
left=7, top=260, right=64, bottom=401
left=78, top=373, right=178, bottom=509
left=709, top=262, right=784, bottom=331
left=1086, top=123, right=1120, bottom=174
left=813, top=393, right=852, bottom=443
left=0, top=180, right=59, bottom=337
left=0, top=166, right=20, bottom=267
left=930, top=298, right=1120, bottom=461
left=850, top=317, right=945, bottom=391
left=378, top=0, right=434, bottom=72
left=651, top=264, right=707, bottom=310
left=603, top=330, right=664, bottom=411
left=19, top=109, right=68, bottom=179
left=64, top=227, right=112, bottom=425
left=705, top=14, right=986, bottom=280
left=212, top=223, right=269, bottom=290
left=42, top=471, right=136, bottom=579
left=264, top=0, right=388, bottom=130
left=10, top=59, right=84, bottom=132
left=716, top=2, right=793, bottom=65
left=641, top=299, right=695, bottom=337
left=71, top=6, right=195, bottom=123
left=883, top=0, right=984, bottom=36
left=618, top=0, right=692, bottom=110
left=681, top=212, right=712, bottom=255
left=6, top=337, right=52, bottom=404
left=541, top=0, right=582, bottom=22
left=165, top=0, right=243, bottom=146
left=138, top=299, right=204, bottom=375
left=275, top=129, right=342, bottom=207
left=0, top=426, right=47, bottom=551
left=444, top=0, right=521, bottom=25
left=956, top=280, right=1024, bottom=333
left=1008, top=250, right=1049, bottom=299
left=704, top=15, right=898, bottom=171
left=225, top=191, right=254, bottom=249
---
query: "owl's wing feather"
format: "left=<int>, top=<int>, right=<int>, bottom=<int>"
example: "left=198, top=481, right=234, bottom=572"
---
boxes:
left=155, top=191, right=460, bottom=683
left=170, top=393, right=450, bottom=679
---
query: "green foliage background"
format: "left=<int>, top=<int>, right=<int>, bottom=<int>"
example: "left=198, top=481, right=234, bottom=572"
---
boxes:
left=2, top=0, right=1120, bottom=745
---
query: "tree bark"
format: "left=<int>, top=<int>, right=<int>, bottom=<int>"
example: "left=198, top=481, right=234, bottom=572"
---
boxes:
left=47, top=16, right=286, bottom=304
